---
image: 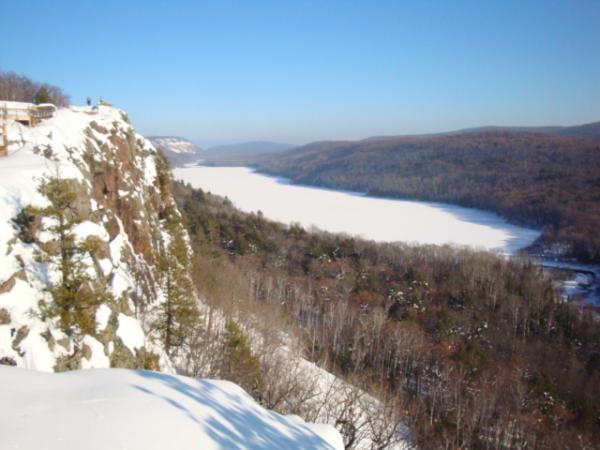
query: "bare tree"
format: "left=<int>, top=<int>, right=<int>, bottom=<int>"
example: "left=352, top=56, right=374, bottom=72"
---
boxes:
left=0, top=70, right=69, bottom=106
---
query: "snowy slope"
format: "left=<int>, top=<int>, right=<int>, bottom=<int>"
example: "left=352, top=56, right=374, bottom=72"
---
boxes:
left=193, top=303, right=412, bottom=450
left=0, top=105, right=186, bottom=372
left=295, top=357, right=412, bottom=450
left=0, top=366, right=343, bottom=450
left=252, top=341, right=413, bottom=450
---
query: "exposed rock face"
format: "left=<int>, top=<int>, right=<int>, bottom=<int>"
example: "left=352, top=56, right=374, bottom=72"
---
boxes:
left=84, top=121, right=159, bottom=264
left=0, top=105, right=196, bottom=372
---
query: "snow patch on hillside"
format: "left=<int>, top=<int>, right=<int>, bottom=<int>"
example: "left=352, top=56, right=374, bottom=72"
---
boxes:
left=117, top=313, right=146, bottom=352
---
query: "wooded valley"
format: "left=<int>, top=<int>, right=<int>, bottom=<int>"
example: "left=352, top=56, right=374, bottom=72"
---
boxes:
left=173, top=179, right=600, bottom=449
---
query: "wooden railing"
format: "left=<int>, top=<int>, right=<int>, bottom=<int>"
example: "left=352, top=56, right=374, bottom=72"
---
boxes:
left=0, top=106, right=7, bottom=156
left=31, top=104, right=56, bottom=120
left=0, top=102, right=57, bottom=156
left=0, top=125, right=7, bottom=157
left=0, top=102, right=56, bottom=126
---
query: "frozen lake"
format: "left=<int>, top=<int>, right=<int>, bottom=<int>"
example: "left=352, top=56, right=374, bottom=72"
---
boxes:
left=174, top=166, right=541, bottom=255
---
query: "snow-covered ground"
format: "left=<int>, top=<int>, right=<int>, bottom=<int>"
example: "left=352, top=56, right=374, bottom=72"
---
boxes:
left=0, top=366, right=343, bottom=450
left=174, top=166, right=540, bottom=255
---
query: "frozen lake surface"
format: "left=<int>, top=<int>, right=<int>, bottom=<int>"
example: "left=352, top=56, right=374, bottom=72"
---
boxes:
left=174, top=166, right=541, bottom=255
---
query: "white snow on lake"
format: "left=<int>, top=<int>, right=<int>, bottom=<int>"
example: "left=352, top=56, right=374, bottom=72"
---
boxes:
left=174, top=166, right=541, bottom=255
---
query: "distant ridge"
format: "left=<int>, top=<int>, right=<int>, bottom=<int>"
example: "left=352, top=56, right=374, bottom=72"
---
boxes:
left=365, top=120, right=600, bottom=143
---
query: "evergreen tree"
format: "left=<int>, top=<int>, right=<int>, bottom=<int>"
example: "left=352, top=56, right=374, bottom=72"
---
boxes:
left=36, top=173, right=103, bottom=336
left=221, top=320, right=264, bottom=401
left=34, top=85, right=51, bottom=104
left=156, top=233, right=198, bottom=357
left=154, top=152, right=199, bottom=357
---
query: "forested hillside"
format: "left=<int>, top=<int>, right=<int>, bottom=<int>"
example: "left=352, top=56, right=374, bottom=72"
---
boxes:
left=173, top=180, right=600, bottom=450
left=253, top=131, right=600, bottom=263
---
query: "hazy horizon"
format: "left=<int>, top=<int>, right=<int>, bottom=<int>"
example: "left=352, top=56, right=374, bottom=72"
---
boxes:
left=3, top=0, right=599, bottom=144
left=197, top=118, right=600, bottom=149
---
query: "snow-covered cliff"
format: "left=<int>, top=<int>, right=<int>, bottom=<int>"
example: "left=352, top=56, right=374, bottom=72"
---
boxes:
left=148, top=136, right=202, bottom=166
left=0, top=105, right=186, bottom=372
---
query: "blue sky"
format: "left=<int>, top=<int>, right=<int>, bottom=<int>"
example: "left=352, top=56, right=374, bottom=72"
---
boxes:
left=2, top=0, right=599, bottom=146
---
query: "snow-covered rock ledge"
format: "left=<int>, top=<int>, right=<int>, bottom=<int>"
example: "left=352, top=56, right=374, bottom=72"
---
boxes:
left=0, top=366, right=344, bottom=450
left=0, top=104, right=188, bottom=371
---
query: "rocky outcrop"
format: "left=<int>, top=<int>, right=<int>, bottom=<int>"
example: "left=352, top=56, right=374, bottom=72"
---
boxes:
left=0, top=105, right=196, bottom=372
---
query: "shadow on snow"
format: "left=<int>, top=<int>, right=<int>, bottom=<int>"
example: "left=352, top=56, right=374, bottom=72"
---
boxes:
left=132, top=370, right=337, bottom=450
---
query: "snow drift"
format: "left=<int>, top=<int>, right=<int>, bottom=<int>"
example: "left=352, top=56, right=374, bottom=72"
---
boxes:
left=0, top=366, right=343, bottom=450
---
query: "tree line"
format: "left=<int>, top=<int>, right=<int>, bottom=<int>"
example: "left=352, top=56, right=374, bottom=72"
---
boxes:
left=0, top=70, right=69, bottom=106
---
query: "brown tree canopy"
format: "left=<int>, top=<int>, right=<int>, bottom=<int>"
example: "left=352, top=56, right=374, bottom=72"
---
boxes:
left=0, top=70, right=69, bottom=106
